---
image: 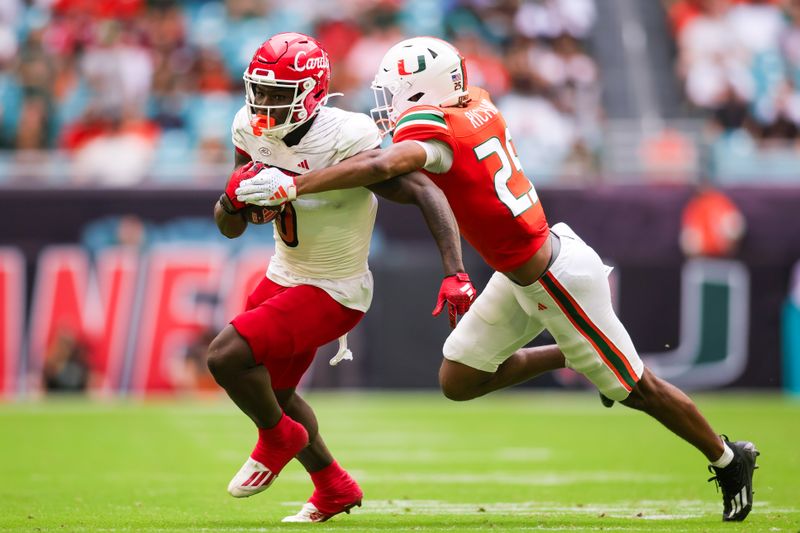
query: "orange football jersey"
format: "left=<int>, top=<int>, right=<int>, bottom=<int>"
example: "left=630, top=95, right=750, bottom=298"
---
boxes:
left=393, top=87, right=549, bottom=272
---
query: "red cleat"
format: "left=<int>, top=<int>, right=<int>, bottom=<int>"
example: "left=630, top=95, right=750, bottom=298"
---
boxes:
left=282, top=468, right=363, bottom=522
left=227, top=414, right=308, bottom=498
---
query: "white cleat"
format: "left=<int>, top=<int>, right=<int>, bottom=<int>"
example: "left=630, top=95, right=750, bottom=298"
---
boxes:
left=281, top=501, right=362, bottom=523
left=227, top=457, right=277, bottom=498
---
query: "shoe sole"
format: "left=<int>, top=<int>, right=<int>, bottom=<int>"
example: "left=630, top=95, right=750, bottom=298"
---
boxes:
left=316, top=500, right=362, bottom=523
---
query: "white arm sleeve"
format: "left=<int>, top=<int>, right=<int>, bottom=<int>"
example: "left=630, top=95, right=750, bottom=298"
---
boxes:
left=413, top=139, right=453, bottom=174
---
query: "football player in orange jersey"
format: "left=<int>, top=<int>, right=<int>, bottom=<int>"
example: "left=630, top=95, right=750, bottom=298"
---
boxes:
left=235, top=37, right=759, bottom=522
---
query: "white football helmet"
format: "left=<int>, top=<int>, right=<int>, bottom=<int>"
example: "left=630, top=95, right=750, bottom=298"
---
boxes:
left=370, top=37, right=469, bottom=135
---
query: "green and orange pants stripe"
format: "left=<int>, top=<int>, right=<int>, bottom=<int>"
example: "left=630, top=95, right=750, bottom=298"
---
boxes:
left=539, top=271, right=640, bottom=392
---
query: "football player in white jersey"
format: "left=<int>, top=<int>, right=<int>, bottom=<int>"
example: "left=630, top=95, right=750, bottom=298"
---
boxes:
left=206, top=33, right=476, bottom=523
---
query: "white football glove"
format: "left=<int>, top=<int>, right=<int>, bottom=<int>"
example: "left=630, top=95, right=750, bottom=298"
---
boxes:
left=235, top=167, right=297, bottom=207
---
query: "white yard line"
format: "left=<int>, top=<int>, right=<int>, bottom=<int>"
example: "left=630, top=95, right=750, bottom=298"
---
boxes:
left=279, top=498, right=795, bottom=520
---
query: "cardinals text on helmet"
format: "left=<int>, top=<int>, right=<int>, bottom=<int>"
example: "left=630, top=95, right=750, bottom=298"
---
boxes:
left=294, top=50, right=329, bottom=72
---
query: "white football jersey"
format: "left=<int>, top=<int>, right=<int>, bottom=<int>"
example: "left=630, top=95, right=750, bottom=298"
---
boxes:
left=231, top=105, right=382, bottom=312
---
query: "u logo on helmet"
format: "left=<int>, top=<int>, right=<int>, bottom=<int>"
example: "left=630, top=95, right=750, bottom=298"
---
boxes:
left=397, top=55, right=427, bottom=76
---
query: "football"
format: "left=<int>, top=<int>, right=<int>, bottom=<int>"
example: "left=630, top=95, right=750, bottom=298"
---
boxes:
left=243, top=204, right=282, bottom=225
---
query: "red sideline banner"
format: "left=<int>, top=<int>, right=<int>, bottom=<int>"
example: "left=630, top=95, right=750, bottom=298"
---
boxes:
left=0, top=245, right=272, bottom=397
left=0, top=249, right=24, bottom=398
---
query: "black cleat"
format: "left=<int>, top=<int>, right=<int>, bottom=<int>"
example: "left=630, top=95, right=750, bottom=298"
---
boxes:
left=599, top=392, right=614, bottom=408
left=707, top=437, right=760, bottom=522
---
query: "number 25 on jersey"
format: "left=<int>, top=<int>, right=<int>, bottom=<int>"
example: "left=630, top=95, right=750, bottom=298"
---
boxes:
left=474, top=128, right=539, bottom=218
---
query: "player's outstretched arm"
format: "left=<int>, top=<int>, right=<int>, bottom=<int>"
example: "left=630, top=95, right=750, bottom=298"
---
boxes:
left=235, top=142, right=429, bottom=207
left=369, top=172, right=476, bottom=327
left=300, top=141, right=428, bottom=195
left=214, top=151, right=252, bottom=239
left=368, top=171, right=463, bottom=276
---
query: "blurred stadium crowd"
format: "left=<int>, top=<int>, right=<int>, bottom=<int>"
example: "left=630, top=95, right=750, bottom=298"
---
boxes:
left=668, top=0, right=800, bottom=179
left=0, top=0, right=798, bottom=185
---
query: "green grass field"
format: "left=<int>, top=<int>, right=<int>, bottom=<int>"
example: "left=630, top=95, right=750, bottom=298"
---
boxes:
left=0, top=392, right=797, bottom=532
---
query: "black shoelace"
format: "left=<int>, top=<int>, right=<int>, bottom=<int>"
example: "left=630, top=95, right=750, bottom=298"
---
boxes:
left=707, top=459, right=741, bottom=498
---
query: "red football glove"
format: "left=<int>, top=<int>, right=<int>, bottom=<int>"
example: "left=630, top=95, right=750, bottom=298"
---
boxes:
left=432, top=272, right=476, bottom=329
left=221, top=161, right=265, bottom=212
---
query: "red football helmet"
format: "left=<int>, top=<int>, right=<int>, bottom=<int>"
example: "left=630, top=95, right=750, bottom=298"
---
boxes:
left=244, top=32, right=331, bottom=138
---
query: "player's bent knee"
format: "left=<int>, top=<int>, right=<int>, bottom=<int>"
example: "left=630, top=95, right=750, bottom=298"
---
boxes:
left=620, top=369, right=659, bottom=411
left=438, top=363, right=482, bottom=402
left=440, top=382, right=476, bottom=401
left=619, top=390, right=646, bottom=411
left=206, top=337, right=227, bottom=379
left=274, top=389, right=295, bottom=410
left=439, top=368, right=466, bottom=402
left=206, top=326, right=255, bottom=381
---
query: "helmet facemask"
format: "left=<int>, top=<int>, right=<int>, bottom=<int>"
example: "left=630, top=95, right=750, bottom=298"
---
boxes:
left=370, top=76, right=421, bottom=136
left=370, top=81, right=397, bottom=137
left=243, top=69, right=317, bottom=139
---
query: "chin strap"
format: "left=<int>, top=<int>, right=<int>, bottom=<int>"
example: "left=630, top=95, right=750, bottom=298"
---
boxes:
left=321, top=92, right=344, bottom=106
left=329, top=334, right=353, bottom=366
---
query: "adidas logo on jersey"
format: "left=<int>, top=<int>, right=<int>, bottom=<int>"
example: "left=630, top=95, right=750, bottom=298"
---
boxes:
left=537, top=303, right=548, bottom=311
left=297, top=160, right=310, bottom=170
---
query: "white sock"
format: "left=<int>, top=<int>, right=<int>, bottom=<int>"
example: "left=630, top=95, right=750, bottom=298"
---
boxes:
left=711, top=442, right=734, bottom=468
